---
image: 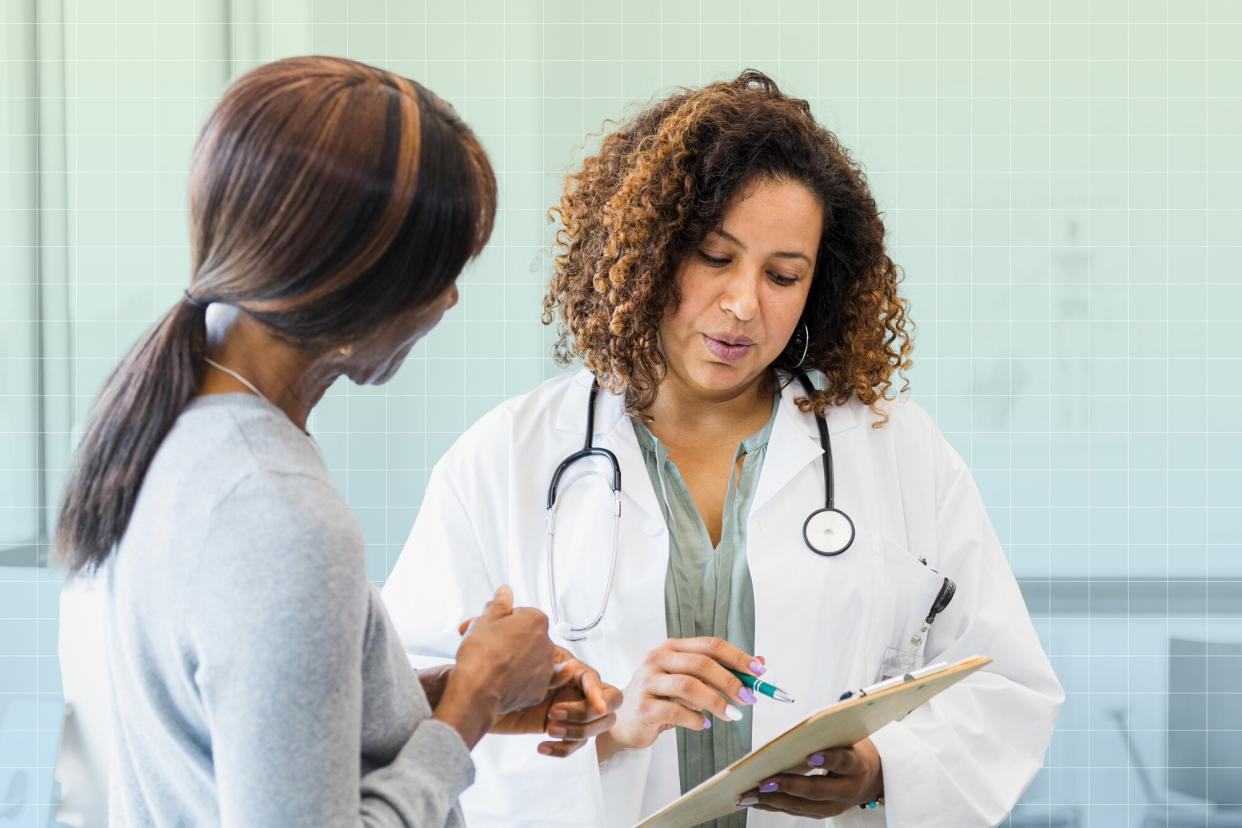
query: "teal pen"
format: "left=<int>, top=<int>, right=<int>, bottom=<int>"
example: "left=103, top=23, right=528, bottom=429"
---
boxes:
left=729, top=669, right=796, bottom=703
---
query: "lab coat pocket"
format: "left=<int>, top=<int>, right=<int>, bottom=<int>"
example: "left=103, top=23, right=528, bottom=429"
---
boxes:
left=869, top=532, right=946, bottom=678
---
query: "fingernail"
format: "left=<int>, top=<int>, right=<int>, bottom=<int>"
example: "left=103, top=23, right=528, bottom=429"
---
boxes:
left=760, top=781, right=779, bottom=793
left=702, top=716, right=712, bottom=730
left=750, top=659, right=767, bottom=676
left=549, top=708, right=568, bottom=720
left=724, top=705, right=744, bottom=721
left=537, top=744, right=552, bottom=755
left=739, top=688, right=758, bottom=705
left=547, top=725, right=567, bottom=738
left=808, top=752, right=825, bottom=767
left=737, top=795, right=759, bottom=807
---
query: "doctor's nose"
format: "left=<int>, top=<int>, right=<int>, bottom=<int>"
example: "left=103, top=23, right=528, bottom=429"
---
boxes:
left=720, top=274, right=760, bottom=322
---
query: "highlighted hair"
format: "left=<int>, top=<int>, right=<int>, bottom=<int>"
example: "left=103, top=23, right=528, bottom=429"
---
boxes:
left=543, top=69, right=912, bottom=420
left=56, top=56, right=495, bottom=574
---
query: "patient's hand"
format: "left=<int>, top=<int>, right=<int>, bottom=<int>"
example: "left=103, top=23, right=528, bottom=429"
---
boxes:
left=416, top=663, right=454, bottom=708
left=489, top=647, right=622, bottom=757
left=455, top=613, right=622, bottom=758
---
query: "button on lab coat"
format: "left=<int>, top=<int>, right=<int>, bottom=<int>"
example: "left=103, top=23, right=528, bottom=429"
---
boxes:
left=382, top=370, right=1063, bottom=827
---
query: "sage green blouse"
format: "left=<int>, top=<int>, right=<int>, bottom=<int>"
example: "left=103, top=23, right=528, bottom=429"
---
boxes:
left=631, top=395, right=780, bottom=828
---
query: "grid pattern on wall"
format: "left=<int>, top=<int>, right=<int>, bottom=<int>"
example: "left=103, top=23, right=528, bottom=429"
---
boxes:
left=2, top=0, right=1240, bottom=825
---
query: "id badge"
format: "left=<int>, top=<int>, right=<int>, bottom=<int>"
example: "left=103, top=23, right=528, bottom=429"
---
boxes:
left=877, top=646, right=920, bottom=681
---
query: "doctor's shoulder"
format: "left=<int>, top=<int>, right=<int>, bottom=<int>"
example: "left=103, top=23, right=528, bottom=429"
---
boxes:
left=428, top=370, right=581, bottom=479
left=852, top=394, right=943, bottom=451
left=852, top=394, right=970, bottom=494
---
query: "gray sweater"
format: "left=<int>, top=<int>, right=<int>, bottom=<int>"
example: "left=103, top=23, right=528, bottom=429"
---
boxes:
left=101, top=393, right=472, bottom=826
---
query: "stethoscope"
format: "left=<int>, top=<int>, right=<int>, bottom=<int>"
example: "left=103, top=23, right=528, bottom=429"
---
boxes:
left=544, top=371, right=854, bottom=641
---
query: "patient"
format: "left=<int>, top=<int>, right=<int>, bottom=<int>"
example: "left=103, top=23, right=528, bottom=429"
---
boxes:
left=54, top=56, right=619, bottom=826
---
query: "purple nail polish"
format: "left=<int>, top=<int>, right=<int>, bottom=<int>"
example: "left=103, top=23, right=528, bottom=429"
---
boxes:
left=702, top=716, right=712, bottom=729
left=760, top=781, right=779, bottom=794
left=750, top=659, right=767, bottom=676
left=739, top=688, right=758, bottom=705
left=809, top=752, right=825, bottom=767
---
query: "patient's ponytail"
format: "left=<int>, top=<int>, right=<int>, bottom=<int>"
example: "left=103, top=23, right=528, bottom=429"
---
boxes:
left=55, top=296, right=207, bottom=573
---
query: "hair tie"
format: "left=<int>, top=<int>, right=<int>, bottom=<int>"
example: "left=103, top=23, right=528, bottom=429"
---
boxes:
left=183, top=290, right=206, bottom=310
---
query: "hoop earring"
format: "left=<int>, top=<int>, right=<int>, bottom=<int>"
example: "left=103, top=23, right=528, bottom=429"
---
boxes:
left=338, top=344, right=353, bottom=358
left=792, top=322, right=810, bottom=369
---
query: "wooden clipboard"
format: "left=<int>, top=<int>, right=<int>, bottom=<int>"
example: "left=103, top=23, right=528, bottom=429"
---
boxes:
left=633, top=656, right=992, bottom=828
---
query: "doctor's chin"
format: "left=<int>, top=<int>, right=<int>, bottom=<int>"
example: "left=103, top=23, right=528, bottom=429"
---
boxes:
left=7, top=2, right=1240, bottom=828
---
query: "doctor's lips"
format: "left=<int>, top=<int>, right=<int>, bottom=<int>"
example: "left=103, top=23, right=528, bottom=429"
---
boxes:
left=702, top=332, right=755, bottom=361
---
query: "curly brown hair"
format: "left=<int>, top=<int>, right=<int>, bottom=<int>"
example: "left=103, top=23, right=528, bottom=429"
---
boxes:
left=542, top=69, right=913, bottom=426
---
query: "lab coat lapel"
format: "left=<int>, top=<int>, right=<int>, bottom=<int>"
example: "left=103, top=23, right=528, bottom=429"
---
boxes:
left=553, top=370, right=664, bottom=524
left=746, top=385, right=872, bottom=781
left=558, top=375, right=675, bottom=826
left=750, top=379, right=859, bottom=520
left=601, top=416, right=665, bottom=530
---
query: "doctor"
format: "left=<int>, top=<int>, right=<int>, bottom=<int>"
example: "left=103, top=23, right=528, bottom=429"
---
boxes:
left=384, top=71, right=1062, bottom=827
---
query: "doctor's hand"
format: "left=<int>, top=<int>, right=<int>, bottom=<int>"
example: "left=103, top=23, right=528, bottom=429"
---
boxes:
left=596, top=637, right=764, bottom=762
left=736, top=739, right=884, bottom=818
left=488, top=648, right=623, bottom=757
left=433, top=586, right=557, bottom=749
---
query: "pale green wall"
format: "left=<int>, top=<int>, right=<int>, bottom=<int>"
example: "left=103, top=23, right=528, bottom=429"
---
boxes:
left=4, top=1, right=1242, bottom=823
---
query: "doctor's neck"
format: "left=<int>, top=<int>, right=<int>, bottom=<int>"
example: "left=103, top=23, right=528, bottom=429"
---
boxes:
left=643, top=368, right=775, bottom=447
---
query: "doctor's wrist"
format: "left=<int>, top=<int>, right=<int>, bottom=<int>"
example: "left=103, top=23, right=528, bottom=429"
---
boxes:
left=853, top=738, right=885, bottom=805
left=595, top=730, right=624, bottom=763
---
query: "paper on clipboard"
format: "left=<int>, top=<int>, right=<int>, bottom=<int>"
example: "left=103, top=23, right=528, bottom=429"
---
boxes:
left=633, top=656, right=992, bottom=828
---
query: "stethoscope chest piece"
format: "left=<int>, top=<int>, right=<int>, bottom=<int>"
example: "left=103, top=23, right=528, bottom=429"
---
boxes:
left=803, top=507, right=855, bottom=557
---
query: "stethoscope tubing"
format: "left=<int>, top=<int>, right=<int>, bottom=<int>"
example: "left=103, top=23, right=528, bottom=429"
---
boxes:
left=545, top=371, right=852, bottom=639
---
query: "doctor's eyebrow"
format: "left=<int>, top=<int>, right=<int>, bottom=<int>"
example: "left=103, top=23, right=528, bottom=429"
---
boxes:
left=707, top=227, right=812, bottom=264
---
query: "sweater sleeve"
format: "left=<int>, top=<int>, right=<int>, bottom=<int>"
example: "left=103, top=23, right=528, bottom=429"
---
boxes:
left=188, top=472, right=474, bottom=827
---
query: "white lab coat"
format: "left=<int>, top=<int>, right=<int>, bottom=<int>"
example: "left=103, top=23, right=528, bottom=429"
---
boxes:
left=383, top=370, right=1063, bottom=827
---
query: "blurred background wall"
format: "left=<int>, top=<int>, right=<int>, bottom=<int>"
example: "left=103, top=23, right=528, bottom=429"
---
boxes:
left=2, top=1, right=1241, bottom=825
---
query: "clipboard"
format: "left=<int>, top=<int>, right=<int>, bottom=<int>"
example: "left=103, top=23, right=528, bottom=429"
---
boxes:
left=633, top=656, right=992, bottom=828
